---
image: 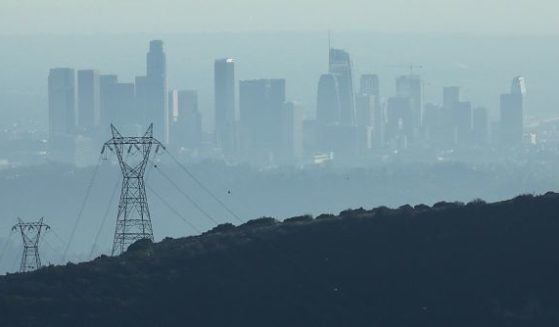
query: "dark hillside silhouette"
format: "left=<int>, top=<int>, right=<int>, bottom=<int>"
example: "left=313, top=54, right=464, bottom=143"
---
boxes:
left=2, top=193, right=559, bottom=326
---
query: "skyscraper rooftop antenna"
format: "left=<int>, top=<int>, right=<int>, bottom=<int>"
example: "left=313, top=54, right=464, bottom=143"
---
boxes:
left=101, top=123, right=165, bottom=255
left=12, top=217, right=50, bottom=273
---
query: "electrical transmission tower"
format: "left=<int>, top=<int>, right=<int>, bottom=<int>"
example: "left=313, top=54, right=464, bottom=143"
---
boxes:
left=12, top=217, right=50, bottom=273
left=102, top=124, right=164, bottom=256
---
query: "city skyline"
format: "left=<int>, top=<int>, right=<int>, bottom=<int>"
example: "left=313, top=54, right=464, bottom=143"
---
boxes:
left=3, top=32, right=556, bottom=136
left=45, top=39, right=528, bottom=167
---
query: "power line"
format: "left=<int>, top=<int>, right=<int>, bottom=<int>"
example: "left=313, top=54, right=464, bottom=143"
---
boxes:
left=146, top=183, right=202, bottom=234
left=154, top=157, right=345, bottom=299
left=89, top=179, right=120, bottom=259
left=0, top=230, right=14, bottom=268
left=164, top=150, right=245, bottom=224
left=152, top=163, right=221, bottom=226
left=40, top=231, right=63, bottom=264
left=63, top=156, right=102, bottom=261
left=49, top=229, right=68, bottom=248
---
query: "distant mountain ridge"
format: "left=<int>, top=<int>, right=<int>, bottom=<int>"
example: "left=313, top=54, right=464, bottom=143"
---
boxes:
left=2, top=193, right=559, bottom=327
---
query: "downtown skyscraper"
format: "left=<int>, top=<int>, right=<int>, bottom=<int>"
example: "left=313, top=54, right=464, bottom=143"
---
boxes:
left=314, top=48, right=369, bottom=157
left=49, top=68, right=76, bottom=138
left=329, top=49, right=355, bottom=125
left=500, top=76, right=526, bottom=145
left=396, top=74, right=422, bottom=133
left=316, top=74, right=341, bottom=125
left=77, top=69, right=100, bottom=132
left=359, top=74, right=383, bottom=146
left=137, top=40, right=168, bottom=142
left=239, top=79, right=286, bottom=162
left=48, top=68, right=76, bottom=162
left=214, top=58, right=236, bottom=155
left=169, top=89, right=202, bottom=150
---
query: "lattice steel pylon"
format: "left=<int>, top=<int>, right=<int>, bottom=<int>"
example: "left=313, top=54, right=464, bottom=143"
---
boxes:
left=12, top=217, right=50, bottom=273
left=102, top=124, right=164, bottom=256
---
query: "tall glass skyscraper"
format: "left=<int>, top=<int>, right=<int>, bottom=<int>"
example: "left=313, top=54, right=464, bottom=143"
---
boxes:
left=316, top=73, right=341, bottom=125
left=329, top=49, right=355, bottom=125
left=500, top=76, right=526, bottom=145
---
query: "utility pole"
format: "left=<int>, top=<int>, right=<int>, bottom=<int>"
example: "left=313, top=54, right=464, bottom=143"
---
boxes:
left=12, top=217, right=50, bottom=273
left=102, top=124, right=164, bottom=255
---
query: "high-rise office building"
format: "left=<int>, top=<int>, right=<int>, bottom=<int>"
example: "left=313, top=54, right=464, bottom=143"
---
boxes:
left=100, top=75, right=118, bottom=129
left=511, top=76, right=527, bottom=97
left=423, top=103, right=445, bottom=146
left=454, top=101, right=473, bottom=146
left=214, top=58, right=236, bottom=155
left=279, top=101, right=303, bottom=163
left=170, top=90, right=202, bottom=149
left=100, top=75, right=135, bottom=130
left=396, top=75, right=422, bottom=134
left=137, top=40, right=167, bottom=142
left=48, top=68, right=76, bottom=163
left=472, top=107, right=489, bottom=146
left=239, top=79, right=286, bottom=160
left=134, top=76, right=149, bottom=125
left=114, top=82, right=136, bottom=129
left=360, top=74, right=383, bottom=146
left=77, top=70, right=100, bottom=131
left=385, top=96, right=413, bottom=148
left=49, top=68, right=76, bottom=137
left=360, top=74, right=380, bottom=96
left=355, top=94, right=374, bottom=127
left=329, top=49, right=355, bottom=125
left=316, top=74, right=341, bottom=125
left=443, top=86, right=460, bottom=109
left=499, top=76, right=526, bottom=145
left=439, top=86, right=463, bottom=147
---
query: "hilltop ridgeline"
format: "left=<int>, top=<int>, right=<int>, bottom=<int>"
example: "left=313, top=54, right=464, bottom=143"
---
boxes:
left=2, top=193, right=559, bottom=326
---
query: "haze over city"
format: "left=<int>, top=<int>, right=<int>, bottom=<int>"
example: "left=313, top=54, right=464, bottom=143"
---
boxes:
left=1, top=2, right=559, bottom=326
left=2, top=0, right=558, bottom=35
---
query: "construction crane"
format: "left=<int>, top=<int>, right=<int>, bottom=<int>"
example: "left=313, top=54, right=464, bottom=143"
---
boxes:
left=386, top=64, right=424, bottom=76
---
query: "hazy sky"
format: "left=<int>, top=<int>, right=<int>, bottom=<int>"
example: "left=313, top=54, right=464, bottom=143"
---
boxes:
left=2, top=0, right=558, bottom=35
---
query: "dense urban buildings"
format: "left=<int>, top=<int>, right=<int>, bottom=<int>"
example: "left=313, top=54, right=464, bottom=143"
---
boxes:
left=45, top=40, right=528, bottom=167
